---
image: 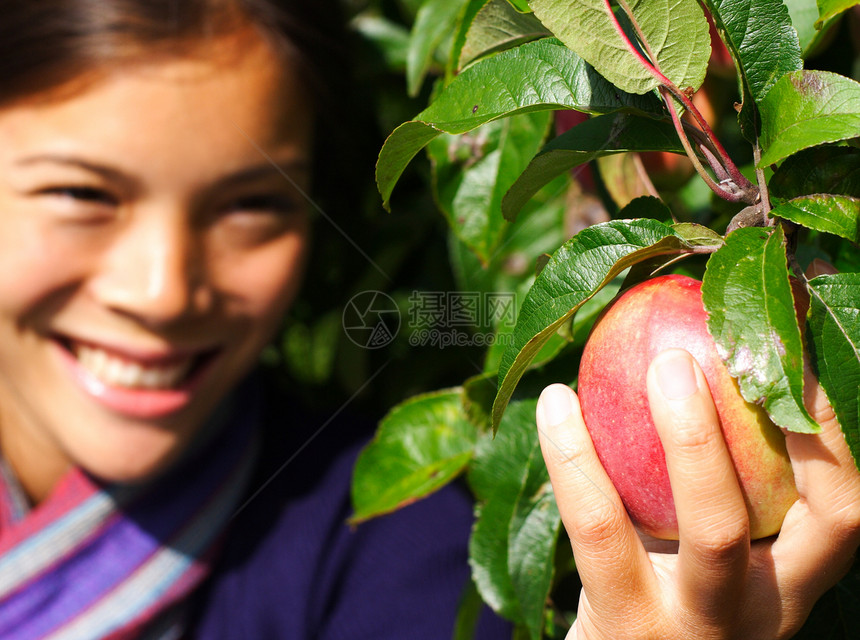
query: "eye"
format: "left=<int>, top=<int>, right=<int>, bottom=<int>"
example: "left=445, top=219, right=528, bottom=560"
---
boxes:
left=40, top=185, right=118, bottom=207
left=215, top=192, right=305, bottom=246
left=225, top=193, right=299, bottom=216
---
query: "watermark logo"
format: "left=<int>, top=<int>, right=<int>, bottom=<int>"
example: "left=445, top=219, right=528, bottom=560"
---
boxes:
left=342, top=290, right=401, bottom=349
left=407, top=291, right=516, bottom=349
left=343, top=290, right=516, bottom=350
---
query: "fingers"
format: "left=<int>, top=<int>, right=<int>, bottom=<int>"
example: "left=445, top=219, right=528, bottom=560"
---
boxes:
left=647, top=350, right=750, bottom=620
left=774, top=370, right=860, bottom=599
left=536, top=384, right=655, bottom=620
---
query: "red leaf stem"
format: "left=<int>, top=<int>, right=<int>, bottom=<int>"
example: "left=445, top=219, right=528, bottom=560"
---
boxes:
left=602, top=0, right=756, bottom=200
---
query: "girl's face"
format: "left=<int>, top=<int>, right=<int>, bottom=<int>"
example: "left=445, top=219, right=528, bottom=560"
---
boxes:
left=0, top=30, right=312, bottom=495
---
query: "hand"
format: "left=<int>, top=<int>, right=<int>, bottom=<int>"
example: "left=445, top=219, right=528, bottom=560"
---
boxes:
left=535, top=349, right=860, bottom=640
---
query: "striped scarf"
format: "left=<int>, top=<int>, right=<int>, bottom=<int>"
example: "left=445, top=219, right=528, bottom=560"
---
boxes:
left=0, top=394, right=259, bottom=640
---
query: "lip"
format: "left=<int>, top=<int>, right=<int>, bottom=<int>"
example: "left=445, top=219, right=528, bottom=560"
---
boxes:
left=51, top=336, right=220, bottom=419
left=56, top=335, right=212, bottom=365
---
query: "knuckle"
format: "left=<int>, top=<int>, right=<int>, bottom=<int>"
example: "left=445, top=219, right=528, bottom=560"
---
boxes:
left=812, top=487, right=860, bottom=540
left=664, top=417, right=717, bottom=454
left=675, top=616, right=734, bottom=640
left=545, top=441, right=586, bottom=471
left=542, top=437, right=601, bottom=491
left=836, top=505, right=860, bottom=535
left=573, top=500, right=629, bottom=547
left=823, top=504, right=860, bottom=545
left=688, top=519, right=749, bottom=560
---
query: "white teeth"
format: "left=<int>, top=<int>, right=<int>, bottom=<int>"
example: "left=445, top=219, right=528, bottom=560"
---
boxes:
left=74, top=344, right=195, bottom=390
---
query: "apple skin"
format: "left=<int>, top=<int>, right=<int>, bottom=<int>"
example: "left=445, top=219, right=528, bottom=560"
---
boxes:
left=577, top=274, right=798, bottom=540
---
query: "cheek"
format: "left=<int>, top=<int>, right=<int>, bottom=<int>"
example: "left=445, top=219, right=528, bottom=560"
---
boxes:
left=217, top=231, right=308, bottom=324
left=0, top=218, right=92, bottom=319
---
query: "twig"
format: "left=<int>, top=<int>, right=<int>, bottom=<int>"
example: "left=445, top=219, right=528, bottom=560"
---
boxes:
left=752, top=141, right=772, bottom=219
left=660, top=88, right=749, bottom=203
left=604, top=0, right=758, bottom=203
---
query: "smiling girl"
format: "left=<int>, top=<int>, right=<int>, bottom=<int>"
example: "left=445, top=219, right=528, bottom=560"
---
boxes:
left=0, top=2, right=513, bottom=638
left=2, top=2, right=858, bottom=640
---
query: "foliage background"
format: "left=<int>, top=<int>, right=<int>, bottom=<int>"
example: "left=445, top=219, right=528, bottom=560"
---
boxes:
left=274, top=0, right=858, bottom=417
left=271, top=1, right=860, bottom=638
left=266, top=0, right=491, bottom=417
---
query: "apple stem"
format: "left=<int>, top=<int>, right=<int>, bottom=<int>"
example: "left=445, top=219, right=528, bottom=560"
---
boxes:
left=606, top=0, right=758, bottom=205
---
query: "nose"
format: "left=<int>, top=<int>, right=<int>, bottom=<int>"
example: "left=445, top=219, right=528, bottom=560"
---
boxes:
left=91, top=212, right=213, bottom=326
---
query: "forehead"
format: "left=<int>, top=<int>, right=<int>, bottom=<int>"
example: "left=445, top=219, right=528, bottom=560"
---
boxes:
left=0, top=29, right=313, bottom=180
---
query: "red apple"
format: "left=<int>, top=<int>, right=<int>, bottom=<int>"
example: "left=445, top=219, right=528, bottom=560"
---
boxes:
left=577, top=274, right=798, bottom=540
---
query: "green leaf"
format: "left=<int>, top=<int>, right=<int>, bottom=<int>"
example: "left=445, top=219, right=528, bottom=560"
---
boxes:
left=471, top=498, right=522, bottom=620
left=447, top=0, right=491, bottom=81
left=406, top=0, right=468, bottom=96
left=468, top=400, right=540, bottom=620
left=447, top=173, right=569, bottom=299
left=352, top=14, right=411, bottom=71
left=702, top=0, right=802, bottom=141
left=621, top=220, right=726, bottom=288
left=468, top=398, right=561, bottom=635
left=492, top=217, right=704, bottom=431
left=428, top=111, right=553, bottom=264
left=771, top=195, right=860, bottom=243
left=596, top=152, right=657, bottom=208
left=378, top=38, right=662, bottom=208
left=459, top=0, right=549, bottom=69
left=816, top=0, right=860, bottom=26
left=463, top=371, right=499, bottom=431
left=452, top=580, right=485, bottom=640
left=509, top=448, right=561, bottom=640
left=703, top=0, right=803, bottom=101
left=807, top=273, right=860, bottom=469
left=530, top=0, right=711, bottom=95
left=567, top=275, right=626, bottom=346
left=470, top=399, right=539, bottom=501
left=502, top=113, right=684, bottom=221
left=446, top=171, right=571, bottom=378
left=759, top=71, right=860, bottom=168
left=507, top=0, right=532, bottom=11
left=783, top=0, right=827, bottom=54
left=350, top=389, right=477, bottom=523
left=673, top=222, right=727, bottom=245
left=282, top=311, right=340, bottom=384
left=702, top=226, right=821, bottom=434
left=769, top=146, right=860, bottom=201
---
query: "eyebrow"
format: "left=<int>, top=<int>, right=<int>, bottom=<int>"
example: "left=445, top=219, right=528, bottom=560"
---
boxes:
left=218, top=160, right=311, bottom=188
left=13, top=153, right=310, bottom=188
left=15, top=154, right=130, bottom=184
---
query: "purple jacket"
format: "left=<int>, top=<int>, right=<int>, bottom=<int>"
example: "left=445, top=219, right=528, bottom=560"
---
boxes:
left=188, top=377, right=511, bottom=639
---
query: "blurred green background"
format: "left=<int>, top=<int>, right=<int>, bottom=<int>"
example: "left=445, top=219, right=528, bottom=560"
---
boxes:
left=268, top=0, right=860, bottom=423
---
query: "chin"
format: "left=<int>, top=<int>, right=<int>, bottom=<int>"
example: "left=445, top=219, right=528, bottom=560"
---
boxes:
left=67, top=419, right=192, bottom=485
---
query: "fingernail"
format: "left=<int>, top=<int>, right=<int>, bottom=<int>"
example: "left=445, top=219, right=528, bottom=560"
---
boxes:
left=656, top=352, right=699, bottom=400
left=539, top=385, right=573, bottom=426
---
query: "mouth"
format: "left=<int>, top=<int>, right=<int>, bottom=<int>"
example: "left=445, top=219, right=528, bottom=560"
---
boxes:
left=51, top=336, right=222, bottom=418
left=63, top=340, right=217, bottom=390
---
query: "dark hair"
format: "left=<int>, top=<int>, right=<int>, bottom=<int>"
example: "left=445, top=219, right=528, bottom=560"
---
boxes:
left=0, top=0, right=354, bottom=215
left=0, top=0, right=347, bottom=108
